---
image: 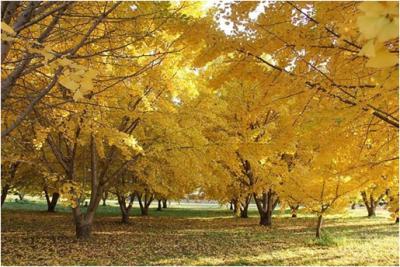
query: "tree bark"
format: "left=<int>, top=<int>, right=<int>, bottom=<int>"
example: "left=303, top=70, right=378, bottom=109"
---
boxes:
left=351, top=202, right=356, bottom=209
left=361, top=191, right=377, bottom=217
left=229, top=201, right=233, bottom=210
left=254, top=189, right=278, bottom=226
left=395, top=217, right=399, bottom=224
left=316, top=214, right=323, bottom=238
left=240, top=195, right=251, bottom=218
left=117, top=193, right=134, bottom=224
left=76, top=222, right=92, bottom=239
left=162, top=199, right=167, bottom=208
left=44, top=190, right=60, bottom=212
left=1, top=184, right=10, bottom=206
left=137, top=191, right=153, bottom=216
left=157, top=199, right=162, bottom=211
left=102, top=191, right=108, bottom=206
left=290, top=204, right=299, bottom=218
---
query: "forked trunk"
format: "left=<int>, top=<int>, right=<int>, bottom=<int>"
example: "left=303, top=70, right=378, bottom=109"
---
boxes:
left=240, top=195, right=251, bottom=218
left=117, top=193, right=134, bottom=224
left=254, top=189, right=278, bottom=226
left=137, top=191, right=153, bottom=216
left=316, top=215, right=323, bottom=238
left=361, top=191, right=381, bottom=217
left=47, top=192, right=60, bottom=212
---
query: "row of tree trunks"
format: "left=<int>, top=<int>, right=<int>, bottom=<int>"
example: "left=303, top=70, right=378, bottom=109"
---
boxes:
left=44, top=189, right=60, bottom=212
left=254, top=189, right=279, bottom=226
left=117, top=193, right=134, bottom=223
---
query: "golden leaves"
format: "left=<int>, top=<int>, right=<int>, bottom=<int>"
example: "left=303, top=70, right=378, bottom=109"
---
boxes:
left=357, top=2, right=399, bottom=68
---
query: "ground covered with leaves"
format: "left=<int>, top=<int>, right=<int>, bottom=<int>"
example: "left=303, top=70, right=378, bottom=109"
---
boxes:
left=1, top=203, right=398, bottom=266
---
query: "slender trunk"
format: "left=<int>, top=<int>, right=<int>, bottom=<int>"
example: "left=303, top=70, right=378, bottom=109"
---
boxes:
left=351, top=202, right=356, bottom=209
left=137, top=191, right=153, bottom=216
left=229, top=201, right=233, bottom=210
left=240, top=195, right=251, bottom=218
left=17, top=193, right=24, bottom=200
left=316, top=215, right=323, bottom=238
left=396, top=217, right=399, bottom=224
left=290, top=205, right=299, bottom=218
left=162, top=199, right=167, bottom=209
left=157, top=199, right=162, bottom=211
left=117, top=193, right=133, bottom=224
left=48, top=192, right=60, bottom=212
left=102, top=191, right=108, bottom=206
left=1, top=184, right=10, bottom=206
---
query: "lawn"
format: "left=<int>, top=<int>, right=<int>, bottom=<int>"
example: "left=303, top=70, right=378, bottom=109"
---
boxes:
left=1, top=200, right=399, bottom=266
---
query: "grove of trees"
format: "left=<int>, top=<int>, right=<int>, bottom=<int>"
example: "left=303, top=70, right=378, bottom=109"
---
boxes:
left=1, top=1, right=398, bottom=239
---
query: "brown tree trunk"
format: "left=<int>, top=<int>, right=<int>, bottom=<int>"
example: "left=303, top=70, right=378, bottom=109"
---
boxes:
left=351, top=202, right=356, bottom=209
left=240, top=195, right=251, bottom=218
left=117, top=193, right=134, bottom=224
left=137, top=191, right=153, bottom=216
left=361, top=191, right=377, bottom=217
left=229, top=201, right=233, bottom=210
left=395, top=217, right=399, bottom=224
left=254, top=189, right=278, bottom=226
left=1, top=184, right=10, bottom=206
left=102, top=191, right=108, bottom=206
left=162, top=199, right=167, bottom=208
left=76, top=221, right=92, bottom=239
left=316, top=215, right=323, bottom=238
left=48, top=192, right=60, bottom=212
left=290, top=204, right=299, bottom=218
left=157, top=199, right=162, bottom=211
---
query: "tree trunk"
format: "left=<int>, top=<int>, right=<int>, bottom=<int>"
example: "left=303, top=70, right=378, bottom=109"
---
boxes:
left=290, top=204, right=299, bottom=218
left=102, top=191, right=108, bottom=206
left=361, top=191, right=376, bottom=217
left=351, top=202, right=356, bottom=209
left=76, top=222, right=92, bottom=239
left=229, top=201, right=233, bottom=210
left=117, top=193, right=134, bottom=224
left=316, top=215, right=323, bottom=238
left=1, top=184, right=10, bottom=206
left=17, top=192, right=24, bottom=200
left=157, top=199, right=162, bottom=211
left=395, top=217, right=399, bottom=224
left=48, top=192, right=60, bottom=212
left=162, top=199, right=167, bottom=208
left=137, top=191, right=153, bottom=216
left=254, top=189, right=278, bottom=226
left=240, top=195, right=251, bottom=218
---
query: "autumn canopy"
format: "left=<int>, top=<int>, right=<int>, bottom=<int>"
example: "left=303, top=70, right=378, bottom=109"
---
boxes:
left=1, top=0, right=398, bottom=240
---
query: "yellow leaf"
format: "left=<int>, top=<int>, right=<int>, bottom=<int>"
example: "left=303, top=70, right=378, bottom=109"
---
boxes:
left=1, top=22, right=15, bottom=35
left=359, top=40, right=375, bottom=58
left=59, top=76, right=79, bottom=91
left=366, top=48, right=398, bottom=68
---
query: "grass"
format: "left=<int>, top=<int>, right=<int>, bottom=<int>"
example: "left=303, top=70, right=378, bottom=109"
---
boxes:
left=1, top=199, right=399, bottom=266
